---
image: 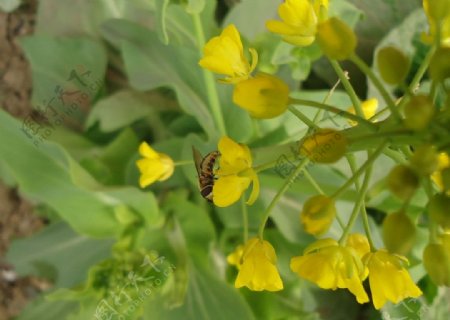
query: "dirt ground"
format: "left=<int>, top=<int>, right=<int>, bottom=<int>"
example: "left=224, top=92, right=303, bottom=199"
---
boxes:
left=0, top=1, right=49, bottom=319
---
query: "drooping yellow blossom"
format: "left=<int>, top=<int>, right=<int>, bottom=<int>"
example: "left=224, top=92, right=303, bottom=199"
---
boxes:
left=266, top=0, right=328, bottom=46
left=232, top=73, right=290, bottom=119
left=227, top=244, right=244, bottom=269
left=363, top=250, right=422, bottom=310
left=199, top=24, right=258, bottom=83
left=290, top=238, right=369, bottom=303
left=345, top=233, right=370, bottom=259
left=300, top=195, right=336, bottom=236
left=299, top=128, right=348, bottom=163
left=234, top=238, right=284, bottom=291
left=136, top=142, right=174, bottom=188
left=316, top=17, right=357, bottom=60
left=431, top=152, right=450, bottom=192
left=347, top=98, right=378, bottom=126
left=422, top=0, right=450, bottom=46
left=213, top=136, right=259, bottom=207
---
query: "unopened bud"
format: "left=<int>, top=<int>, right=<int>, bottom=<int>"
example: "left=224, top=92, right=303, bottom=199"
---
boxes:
left=387, top=164, right=420, bottom=200
left=382, top=211, right=416, bottom=255
left=300, top=195, right=336, bottom=236
left=377, top=46, right=410, bottom=85
left=403, top=95, right=435, bottom=131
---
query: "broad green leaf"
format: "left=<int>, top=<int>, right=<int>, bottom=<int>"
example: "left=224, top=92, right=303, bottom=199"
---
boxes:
left=155, top=0, right=170, bottom=44
left=0, top=0, right=20, bottom=12
left=20, top=36, right=107, bottom=123
left=86, top=90, right=153, bottom=132
left=144, top=264, right=255, bottom=320
left=6, top=222, right=113, bottom=287
left=16, top=295, right=79, bottom=320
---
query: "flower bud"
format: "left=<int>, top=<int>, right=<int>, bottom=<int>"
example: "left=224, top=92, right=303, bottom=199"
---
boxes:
left=376, top=46, right=410, bottom=85
left=429, top=47, right=450, bottom=82
left=300, top=195, right=336, bottom=236
left=299, top=128, right=347, bottom=163
left=428, top=193, right=450, bottom=229
left=423, top=239, right=450, bottom=286
left=316, top=17, right=357, bottom=60
left=410, top=144, right=439, bottom=176
left=387, top=165, right=420, bottom=200
left=382, top=211, right=416, bottom=255
left=403, top=95, right=435, bottom=131
left=232, top=73, right=289, bottom=119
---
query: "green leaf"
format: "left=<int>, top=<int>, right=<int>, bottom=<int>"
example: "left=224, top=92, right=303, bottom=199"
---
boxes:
left=6, top=222, right=113, bottom=287
left=101, top=19, right=216, bottom=138
left=155, top=0, right=170, bottom=44
left=20, top=36, right=107, bottom=123
left=0, top=0, right=21, bottom=12
left=144, top=264, right=255, bottom=320
left=86, top=90, right=152, bottom=132
left=16, top=295, right=79, bottom=320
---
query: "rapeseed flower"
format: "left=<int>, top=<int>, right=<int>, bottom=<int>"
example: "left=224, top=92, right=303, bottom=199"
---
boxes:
left=290, top=238, right=369, bottom=303
left=347, top=98, right=378, bottom=126
left=232, top=73, right=290, bottom=119
left=136, top=142, right=174, bottom=188
left=363, top=250, right=422, bottom=309
left=266, top=0, right=328, bottom=46
left=234, top=238, right=283, bottom=291
left=199, top=24, right=258, bottom=83
left=213, top=136, right=259, bottom=207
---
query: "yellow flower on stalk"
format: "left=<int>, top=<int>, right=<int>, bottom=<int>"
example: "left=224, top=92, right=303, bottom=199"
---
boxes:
left=431, top=152, right=450, bottom=192
left=234, top=238, right=284, bottom=291
left=363, top=250, right=422, bottom=310
left=266, top=0, right=328, bottom=46
left=347, top=98, right=378, bottom=126
left=422, top=0, right=450, bottom=45
left=300, top=195, right=337, bottom=236
left=213, top=136, right=260, bottom=207
left=345, top=233, right=371, bottom=259
left=290, top=238, right=369, bottom=303
left=232, top=73, right=290, bottom=119
left=199, top=24, right=258, bottom=83
left=136, top=142, right=174, bottom=188
left=227, top=244, right=244, bottom=269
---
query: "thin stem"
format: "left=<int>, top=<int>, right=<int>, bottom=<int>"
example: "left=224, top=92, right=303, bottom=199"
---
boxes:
left=253, top=153, right=298, bottom=173
left=173, top=160, right=194, bottom=166
left=346, top=153, right=361, bottom=190
left=241, top=197, right=248, bottom=242
left=331, top=140, right=388, bottom=199
left=339, top=162, right=374, bottom=245
left=329, top=59, right=364, bottom=118
left=258, top=158, right=310, bottom=239
left=289, top=98, right=376, bottom=130
left=303, top=169, right=325, bottom=194
left=350, top=53, right=401, bottom=121
left=288, top=105, right=319, bottom=129
left=192, top=13, right=227, bottom=136
left=361, top=205, right=376, bottom=250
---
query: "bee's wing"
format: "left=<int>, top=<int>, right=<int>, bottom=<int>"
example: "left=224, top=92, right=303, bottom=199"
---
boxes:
left=192, top=147, right=203, bottom=176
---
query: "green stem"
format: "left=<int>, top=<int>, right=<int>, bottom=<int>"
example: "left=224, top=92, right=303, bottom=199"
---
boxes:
left=303, top=169, right=325, bottom=194
left=348, top=129, right=414, bottom=143
left=173, top=160, right=194, bottom=166
left=361, top=205, right=376, bottom=250
left=289, top=98, right=376, bottom=130
left=288, top=105, right=319, bottom=129
left=339, top=162, right=374, bottom=245
left=253, top=153, right=299, bottom=173
left=192, top=13, right=227, bottom=136
left=258, top=158, right=310, bottom=239
left=329, top=59, right=364, bottom=118
left=241, top=197, right=248, bottom=242
left=331, top=140, right=388, bottom=199
left=350, top=53, right=401, bottom=121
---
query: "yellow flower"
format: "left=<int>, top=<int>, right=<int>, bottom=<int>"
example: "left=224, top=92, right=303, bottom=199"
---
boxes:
left=136, top=142, right=174, bottom=188
left=363, top=250, right=422, bottom=310
left=266, top=0, right=328, bottom=46
left=227, top=244, right=244, bottom=269
left=290, top=238, right=369, bottom=304
left=213, top=136, right=259, bottom=207
left=345, top=233, right=370, bottom=259
left=199, top=24, right=258, bottom=83
left=299, top=128, right=348, bottom=163
left=300, top=195, right=336, bottom=236
left=235, top=238, right=283, bottom=291
left=422, top=0, right=450, bottom=45
left=431, top=152, right=450, bottom=192
left=347, top=98, right=378, bottom=126
left=232, top=73, right=290, bottom=119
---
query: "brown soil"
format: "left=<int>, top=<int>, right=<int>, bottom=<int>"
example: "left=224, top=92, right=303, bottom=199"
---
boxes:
left=0, top=1, right=48, bottom=319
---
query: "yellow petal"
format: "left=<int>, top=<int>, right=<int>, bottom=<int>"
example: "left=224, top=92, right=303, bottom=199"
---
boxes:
left=213, top=175, right=251, bottom=207
left=246, top=171, right=260, bottom=205
left=139, top=141, right=159, bottom=159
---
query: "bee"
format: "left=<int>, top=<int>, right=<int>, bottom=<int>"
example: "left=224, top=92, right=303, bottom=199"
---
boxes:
left=192, top=147, right=220, bottom=202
